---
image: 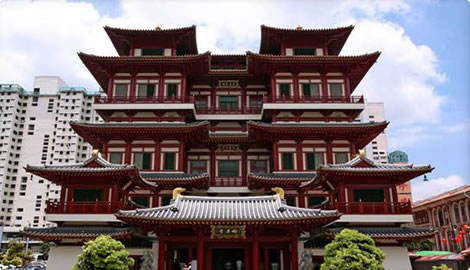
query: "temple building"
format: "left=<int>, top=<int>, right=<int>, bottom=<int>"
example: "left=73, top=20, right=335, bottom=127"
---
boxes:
left=22, top=25, right=435, bottom=270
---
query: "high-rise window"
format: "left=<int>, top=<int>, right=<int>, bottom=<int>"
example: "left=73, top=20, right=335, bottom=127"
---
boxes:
left=218, top=160, right=239, bottom=177
left=282, top=153, right=294, bottom=170
left=302, top=83, right=321, bottom=97
left=219, top=96, right=238, bottom=110
left=134, top=152, right=152, bottom=170
left=334, top=152, right=349, bottom=164
left=306, top=152, right=324, bottom=170
left=142, top=48, right=164, bottom=56
left=115, top=84, right=128, bottom=96
left=167, top=84, right=178, bottom=97
left=279, top=84, right=290, bottom=96
left=137, top=84, right=155, bottom=97
left=329, top=83, right=343, bottom=97
left=163, top=153, right=175, bottom=170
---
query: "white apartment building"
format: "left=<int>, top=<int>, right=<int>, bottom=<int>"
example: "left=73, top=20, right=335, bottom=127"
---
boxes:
left=359, top=102, right=389, bottom=164
left=0, top=76, right=100, bottom=239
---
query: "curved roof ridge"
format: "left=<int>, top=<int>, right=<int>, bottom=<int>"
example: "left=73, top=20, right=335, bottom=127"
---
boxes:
left=261, top=24, right=354, bottom=32
left=104, top=25, right=196, bottom=32
left=78, top=51, right=211, bottom=59
left=247, top=50, right=381, bottom=58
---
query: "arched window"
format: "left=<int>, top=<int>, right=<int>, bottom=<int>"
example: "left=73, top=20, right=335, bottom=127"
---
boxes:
left=454, top=203, right=461, bottom=223
left=438, top=208, right=444, bottom=227
left=461, top=202, right=468, bottom=222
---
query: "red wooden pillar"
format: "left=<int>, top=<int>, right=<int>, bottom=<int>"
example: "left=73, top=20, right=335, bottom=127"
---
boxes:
left=338, top=182, right=345, bottom=202
left=154, top=141, right=161, bottom=171
left=152, top=191, right=159, bottom=207
left=263, top=248, right=269, bottom=270
left=326, top=141, right=333, bottom=164
left=211, top=88, right=217, bottom=113
left=182, top=75, right=187, bottom=99
left=252, top=230, right=260, bottom=270
left=298, top=190, right=305, bottom=208
left=291, top=235, right=299, bottom=270
left=178, top=143, right=185, bottom=171
left=273, top=142, right=279, bottom=171
left=130, top=74, right=136, bottom=101
left=293, top=74, right=299, bottom=101
left=101, top=142, right=108, bottom=158
left=125, top=142, right=132, bottom=164
left=107, top=77, right=114, bottom=98
left=111, top=183, right=118, bottom=202
left=242, top=148, right=247, bottom=186
left=210, top=148, right=216, bottom=185
left=158, top=237, right=166, bottom=270
left=271, top=75, right=276, bottom=101
left=158, top=74, right=165, bottom=100
left=197, top=231, right=204, bottom=270
left=321, top=74, right=328, bottom=102
left=350, top=142, right=357, bottom=157
left=296, top=140, right=303, bottom=171
left=344, top=74, right=351, bottom=99
left=242, top=88, right=247, bottom=113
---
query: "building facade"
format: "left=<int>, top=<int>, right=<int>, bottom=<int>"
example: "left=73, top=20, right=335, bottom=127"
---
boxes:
left=413, top=185, right=470, bottom=253
left=362, top=102, right=388, bottom=164
left=0, top=76, right=100, bottom=243
left=23, top=25, right=434, bottom=270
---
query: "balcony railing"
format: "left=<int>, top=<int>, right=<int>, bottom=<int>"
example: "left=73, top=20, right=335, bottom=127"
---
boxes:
left=322, top=201, right=412, bottom=215
left=263, top=95, right=364, bottom=104
left=195, top=106, right=262, bottom=114
left=95, top=95, right=194, bottom=104
left=46, top=201, right=135, bottom=214
left=211, top=177, right=245, bottom=187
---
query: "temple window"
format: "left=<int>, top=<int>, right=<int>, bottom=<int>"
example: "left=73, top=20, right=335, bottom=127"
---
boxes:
left=163, top=152, right=176, bottom=170
left=308, top=196, right=326, bottom=208
left=137, top=84, right=156, bottom=97
left=334, top=152, right=349, bottom=164
left=302, top=83, right=321, bottom=97
left=352, top=189, right=385, bottom=202
left=109, top=152, right=122, bottom=164
left=281, top=153, right=294, bottom=170
left=195, top=96, right=208, bottom=109
left=329, top=83, right=344, bottom=97
left=285, top=196, right=296, bottom=206
left=218, top=160, right=239, bottom=177
left=72, top=188, right=104, bottom=201
left=249, top=95, right=263, bottom=107
left=167, top=83, right=178, bottom=97
left=130, top=196, right=150, bottom=207
left=454, top=204, right=461, bottom=223
left=141, top=48, right=164, bottom=56
left=250, top=160, right=267, bottom=173
left=305, top=152, right=324, bottom=170
left=161, top=195, right=172, bottom=206
left=293, top=48, right=316, bottom=55
left=134, top=152, right=152, bottom=170
left=190, top=160, right=207, bottom=173
left=279, top=83, right=290, bottom=96
left=219, top=96, right=238, bottom=110
left=114, top=84, right=128, bottom=97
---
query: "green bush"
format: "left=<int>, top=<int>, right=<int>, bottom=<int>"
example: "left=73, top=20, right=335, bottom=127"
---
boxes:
left=432, top=264, right=452, bottom=270
left=0, top=240, right=34, bottom=267
left=321, top=229, right=385, bottom=270
left=73, top=235, right=134, bottom=270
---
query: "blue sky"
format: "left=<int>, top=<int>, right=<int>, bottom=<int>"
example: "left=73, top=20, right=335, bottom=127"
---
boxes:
left=0, top=0, right=469, bottom=201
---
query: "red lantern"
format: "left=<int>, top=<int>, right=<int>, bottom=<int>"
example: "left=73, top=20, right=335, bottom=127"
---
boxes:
left=464, top=224, right=469, bottom=231
left=460, top=231, right=465, bottom=235
left=442, top=238, right=447, bottom=243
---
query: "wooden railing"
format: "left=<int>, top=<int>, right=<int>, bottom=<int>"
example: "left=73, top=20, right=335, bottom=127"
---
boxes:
left=263, top=95, right=364, bottom=104
left=322, top=201, right=412, bottom=214
left=195, top=106, right=262, bottom=114
left=46, top=201, right=135, bottom=214
left=211, top=177, right=245, bottom=187
left=95, top=95, right=194, bottom=104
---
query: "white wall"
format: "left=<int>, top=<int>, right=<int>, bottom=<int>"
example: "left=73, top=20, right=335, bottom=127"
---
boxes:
left=33, top=76, right=66, bottom=95
left=47, top=246, right=82, bottom=270
left=381, top=246, right=412, bottom=270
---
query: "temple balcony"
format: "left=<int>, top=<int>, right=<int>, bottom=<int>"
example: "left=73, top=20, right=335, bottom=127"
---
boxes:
left=194, top=105, right=263, bottom=120
left=210, top=177, right=246, bottom=187
left=94, top=95, right=196, bottom=111
left=262, top=95, right=365, bottom=111
left=322, top=201, right=412, bottom=215
left=45, top=201, right=136, bottom=223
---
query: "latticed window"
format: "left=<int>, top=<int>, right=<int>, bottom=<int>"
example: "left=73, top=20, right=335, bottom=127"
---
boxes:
left=279, top=84, right=290, bottom=96
left=137, top=84, right=155, bottom=97
left=218, top=160, right=239, bottom=177
left=167, top=84, right=178, bottom=97
left=190, top=160, right=207, bottom=173
left=72, top=189, right=104, bottom=201
left=250, top=160, right=267, bottom=173
left=134, top=152, right=152, bottom=170
left=329, top=83, right=343, bottom=97
left=294, top=48, right=316, bottom=55
left=195, top=96, right=208, bottom=108
left=334, top=152, right=349, bottom=164
left=282, top=153, right=294, bottom=170
left=163, top=153, right=176, bottom=170
left=142, top=48, right=163, bottom=56
left=353, top=189, right=385, bottom=202
left=302, top=83, right=321, bottom=97
left=109, top=152, right=122, bottom=164
left=306, top=152, right=324, bottom=170
left=115, top=84, right=128, bottom=96
left=219, top=96, right=238, bottom=110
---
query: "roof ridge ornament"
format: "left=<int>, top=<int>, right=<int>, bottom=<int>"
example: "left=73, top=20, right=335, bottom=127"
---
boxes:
left=91, top=149, right=100, bottom=158
left=359, top=149, right=366, bottom=159
left=155, top=25, right=162, bottom=30
left=272, top=187, right=285, bottom=200
left=172, top=187, right=186, bottom=200
left=296, top=25, right=303, bottom=30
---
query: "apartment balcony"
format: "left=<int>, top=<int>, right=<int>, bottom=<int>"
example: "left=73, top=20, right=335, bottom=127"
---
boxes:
left=45, top=201, right=135, bottom=214
left=323, top=201, right=412, bottom=215
left=262, top=95, right=365, bottom=112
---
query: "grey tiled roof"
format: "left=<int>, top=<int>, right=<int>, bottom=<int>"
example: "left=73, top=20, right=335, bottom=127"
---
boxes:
left=319, top=155, right=432, bottom=172
left=248, top=121, right=387, bottom=128
left=23, top=226, right=131, bottom=240
left=249, top=172, right=317, bottom=180
left=326, top=227, right=436, bottom=239
left=25, top=155, right=134, bottom=172
left=118, top=195, right=339, bottom=225
left=71, top=121, right=208, bottom=128
left=140, top=172, right=209, bottom=180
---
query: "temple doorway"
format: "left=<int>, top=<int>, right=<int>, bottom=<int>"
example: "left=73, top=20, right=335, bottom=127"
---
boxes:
left=212, top=248, right=245, bottom=270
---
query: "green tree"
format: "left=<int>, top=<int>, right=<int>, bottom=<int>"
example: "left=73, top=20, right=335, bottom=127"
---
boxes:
left=405, top=239, right=434, bottom=251
left=73, top=235, right=134, bottom=270
left=0, top=239, right=34, bottom=267
left=39, top=242, right=52, bottom=260
left=321, top=229, right=385, bottom=270
left=432, top=264, right=453, bottom=270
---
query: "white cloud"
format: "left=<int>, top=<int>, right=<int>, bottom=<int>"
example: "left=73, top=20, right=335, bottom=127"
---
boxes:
left=412, top=174, right=466, bottom=202
left=0, top=0, right=446, bottom=127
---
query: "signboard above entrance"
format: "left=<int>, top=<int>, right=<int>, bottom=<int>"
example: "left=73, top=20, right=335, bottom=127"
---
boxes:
left=210, top=225, right=246, bottom=239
